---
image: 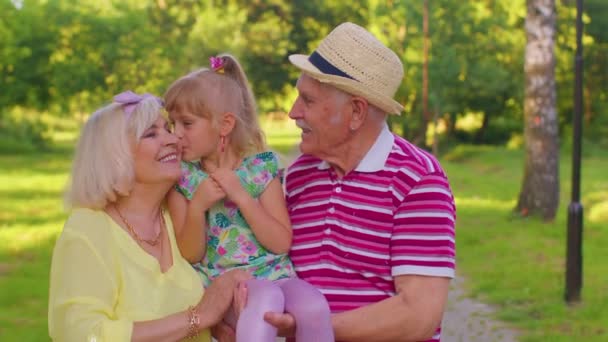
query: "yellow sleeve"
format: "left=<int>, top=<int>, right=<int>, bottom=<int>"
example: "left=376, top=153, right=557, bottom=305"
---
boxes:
left=48, top=229, right=132, bottom=342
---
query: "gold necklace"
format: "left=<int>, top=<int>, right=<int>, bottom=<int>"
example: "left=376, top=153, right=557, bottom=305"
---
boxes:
left=114, top=205, right=163, bottom=246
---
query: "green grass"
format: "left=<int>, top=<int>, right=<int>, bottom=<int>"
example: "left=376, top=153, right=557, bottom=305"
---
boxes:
left=443, top=145, right=608, bottom=341
left=1, top=124, right=607, bottom=340
left=0, top=146, right=71, bottom=341
left=261, top=117, right=301, bottom=156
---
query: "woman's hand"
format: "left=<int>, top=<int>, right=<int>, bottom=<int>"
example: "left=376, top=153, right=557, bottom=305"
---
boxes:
left=210, top=275, right=249, bottom=342
left=196, top=269, right=252, bottom=328
left=212, top=322, right=236, bottom=342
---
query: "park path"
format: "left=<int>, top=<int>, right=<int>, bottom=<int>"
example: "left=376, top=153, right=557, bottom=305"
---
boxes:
left=442, top=275, right=519, bottom=342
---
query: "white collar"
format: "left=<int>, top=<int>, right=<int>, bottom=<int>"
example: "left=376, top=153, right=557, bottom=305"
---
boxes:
left=318, top=122, right=394, bottom=173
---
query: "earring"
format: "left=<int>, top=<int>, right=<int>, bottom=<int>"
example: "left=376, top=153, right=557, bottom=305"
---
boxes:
left=220, top=136, right=226, bottom=152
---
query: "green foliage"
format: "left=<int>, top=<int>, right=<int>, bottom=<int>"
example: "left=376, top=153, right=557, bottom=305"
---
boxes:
left=2, top=0, right=607, bottom=149
left=0, top=107, right=51, bottom=153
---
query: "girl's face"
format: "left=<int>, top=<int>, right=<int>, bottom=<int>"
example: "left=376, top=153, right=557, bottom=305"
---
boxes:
left=133, top=116, right=181, bottom=184
left=169, top=110, right=220, bottom=162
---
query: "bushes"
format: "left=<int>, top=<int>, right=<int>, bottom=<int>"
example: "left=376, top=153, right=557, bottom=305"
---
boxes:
left=0, top=107, right=51, bottom=154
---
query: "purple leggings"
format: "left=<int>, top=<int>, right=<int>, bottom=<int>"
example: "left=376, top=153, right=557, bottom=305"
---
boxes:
left=231, top=278, right=334, bottom=342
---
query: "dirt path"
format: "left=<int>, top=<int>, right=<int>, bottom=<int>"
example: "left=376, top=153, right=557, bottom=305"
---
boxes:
left=441, top=276, right=519, bottom=342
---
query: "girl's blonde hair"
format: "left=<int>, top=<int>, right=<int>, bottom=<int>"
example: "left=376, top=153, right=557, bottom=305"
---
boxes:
left=64, top=97, right=164, bottom=210
left=164, top=54, right=266, bottom=158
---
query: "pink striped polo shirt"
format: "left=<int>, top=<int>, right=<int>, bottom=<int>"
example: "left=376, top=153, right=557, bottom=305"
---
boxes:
left=285, top=124, right=455, bottom=342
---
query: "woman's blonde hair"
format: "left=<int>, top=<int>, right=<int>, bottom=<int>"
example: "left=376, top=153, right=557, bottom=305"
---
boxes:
left=164, top=54, right=266, bottom=158
left=64, top=97, right=164, bottom=210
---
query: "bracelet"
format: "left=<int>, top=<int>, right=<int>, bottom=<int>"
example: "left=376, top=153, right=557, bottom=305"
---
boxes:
left=186, top=305, right=200, bottom=339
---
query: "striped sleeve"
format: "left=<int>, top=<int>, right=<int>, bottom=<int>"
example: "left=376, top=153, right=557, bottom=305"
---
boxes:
left=390, top=171, right=456, bottom=278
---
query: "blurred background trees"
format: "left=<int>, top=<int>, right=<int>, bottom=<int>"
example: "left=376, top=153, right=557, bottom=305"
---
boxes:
left=1, top=0, right=606, bottom=153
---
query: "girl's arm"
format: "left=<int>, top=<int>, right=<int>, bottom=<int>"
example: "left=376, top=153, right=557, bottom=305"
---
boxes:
left=167, top=189, right=207, bottom=263
left=168, top=177, right=226, bottom=263
left=212, top=171, right=292, bottom=254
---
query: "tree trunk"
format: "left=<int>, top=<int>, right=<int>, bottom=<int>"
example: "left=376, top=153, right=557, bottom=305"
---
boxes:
left=474, top=112, right=490, bottom=143
left=420, top=0, right=430, bottom=148
left=516, top=0, right=560, bottom=221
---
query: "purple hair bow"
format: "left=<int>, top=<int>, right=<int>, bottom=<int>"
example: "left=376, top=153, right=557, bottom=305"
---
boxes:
left=113, top=90, right=163, bottom=117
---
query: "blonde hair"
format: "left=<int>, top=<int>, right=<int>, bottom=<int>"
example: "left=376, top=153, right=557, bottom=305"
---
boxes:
left=164, top=54, right=266, bottom=158
left=64, top=97, right=164, bottom=210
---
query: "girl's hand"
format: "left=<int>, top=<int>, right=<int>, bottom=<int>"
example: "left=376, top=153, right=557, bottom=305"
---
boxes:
left=191, top=177, right=225, bottom=210
left=209, top=169, right=250, bottom=205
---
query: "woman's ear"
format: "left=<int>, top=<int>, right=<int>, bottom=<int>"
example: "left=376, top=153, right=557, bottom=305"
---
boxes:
left=218, top=112, right=236, bottom=136
left=349, top=97, right=369, bottom=131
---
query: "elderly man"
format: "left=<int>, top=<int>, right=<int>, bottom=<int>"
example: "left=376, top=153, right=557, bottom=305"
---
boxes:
left=265, top=22, right=456, bottom=342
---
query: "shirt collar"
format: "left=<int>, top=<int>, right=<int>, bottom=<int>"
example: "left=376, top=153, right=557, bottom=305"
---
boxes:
left=317, top=122, right=394, bottom=172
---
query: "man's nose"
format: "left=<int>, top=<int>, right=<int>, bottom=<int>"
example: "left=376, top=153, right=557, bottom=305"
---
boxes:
left=288, top=102, right=302, bottom=120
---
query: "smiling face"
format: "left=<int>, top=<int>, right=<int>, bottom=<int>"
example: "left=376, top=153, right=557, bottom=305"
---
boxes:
left=288, top=74, right=353, bottom=158
left=132, top=115, right=181, bottom=184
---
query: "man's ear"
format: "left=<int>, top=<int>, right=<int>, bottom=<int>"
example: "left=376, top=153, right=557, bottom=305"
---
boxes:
left=218, top=112, right=236, bottom=136
left=349, top=97, right=369, bottom=131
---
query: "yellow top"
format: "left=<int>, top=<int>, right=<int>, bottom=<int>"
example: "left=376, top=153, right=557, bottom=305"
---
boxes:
left=48, top=208, right=211, bottom=342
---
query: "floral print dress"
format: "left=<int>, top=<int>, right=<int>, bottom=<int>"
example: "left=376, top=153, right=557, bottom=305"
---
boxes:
left=175, top=151, right=295, bottom=286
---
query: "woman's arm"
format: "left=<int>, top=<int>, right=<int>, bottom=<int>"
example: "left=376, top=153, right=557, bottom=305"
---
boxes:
left=50, top=225, right=247, bottom=341
left=130, top=269, right=251, bottom=342
left=48, top=230, right=205, bottom=341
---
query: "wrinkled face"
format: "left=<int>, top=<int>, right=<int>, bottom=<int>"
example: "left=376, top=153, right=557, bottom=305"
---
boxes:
left=133, top=116, right=181, bottom=184
left=169, top=110, right=219, bottom=162
left=289, top=74, right=351, bottom=157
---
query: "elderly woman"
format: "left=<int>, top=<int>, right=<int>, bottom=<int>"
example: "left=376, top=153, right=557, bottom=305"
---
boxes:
left=48, top=91, right=249, bottom=341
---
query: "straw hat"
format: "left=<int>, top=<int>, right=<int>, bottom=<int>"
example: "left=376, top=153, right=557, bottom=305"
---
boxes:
left=289, top=22, right=404, bottom=115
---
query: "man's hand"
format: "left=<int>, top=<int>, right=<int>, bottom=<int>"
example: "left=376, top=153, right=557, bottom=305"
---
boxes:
left=263, top=311, right=296, bottom=338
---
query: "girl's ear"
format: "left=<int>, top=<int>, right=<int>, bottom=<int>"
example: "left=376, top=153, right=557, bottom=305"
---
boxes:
left=218, top=112, right=236, bottom=136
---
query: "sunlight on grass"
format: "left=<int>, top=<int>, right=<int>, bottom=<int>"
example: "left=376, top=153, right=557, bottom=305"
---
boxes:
left=589, top=200, right=608, bottom=222
left=0, top=223, right=63, bottom=254
left=455, top=196, right=515, bottom=210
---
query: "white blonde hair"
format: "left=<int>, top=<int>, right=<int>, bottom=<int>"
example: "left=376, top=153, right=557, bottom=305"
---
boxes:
left=64, top=97, right=163, bottom=210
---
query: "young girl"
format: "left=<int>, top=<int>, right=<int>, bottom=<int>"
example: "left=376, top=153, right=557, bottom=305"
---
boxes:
left=165, top=54, right=334, bottom=342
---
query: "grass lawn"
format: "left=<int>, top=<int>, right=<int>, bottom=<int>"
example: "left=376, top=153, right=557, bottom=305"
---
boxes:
left=0, top=121, right=606, bottom=340
left=442, top=145, right=608, bottom=341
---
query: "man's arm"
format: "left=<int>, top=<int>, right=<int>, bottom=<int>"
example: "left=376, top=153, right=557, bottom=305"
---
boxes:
left=332, top=275, right=450, bottom=342
left=264, top=275, right=450, bottom=342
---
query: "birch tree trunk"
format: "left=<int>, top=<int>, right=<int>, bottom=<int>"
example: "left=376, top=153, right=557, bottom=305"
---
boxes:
left=516, top=0, right=560, bottom=220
